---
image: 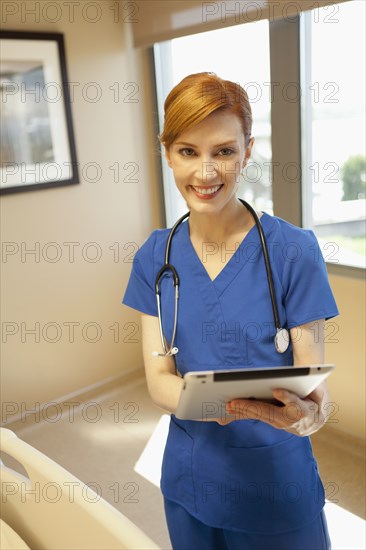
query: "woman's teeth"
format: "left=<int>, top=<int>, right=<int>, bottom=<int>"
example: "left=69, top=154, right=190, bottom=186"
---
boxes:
left=192, top=185, right=222, bottom=195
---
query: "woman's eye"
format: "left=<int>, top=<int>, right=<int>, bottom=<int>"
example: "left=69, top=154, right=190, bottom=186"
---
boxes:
left=179, top=148, right=195, bottom=156
left=177, top=147, right=235, bottom=157
left=218, top=148, right=235, bottom=156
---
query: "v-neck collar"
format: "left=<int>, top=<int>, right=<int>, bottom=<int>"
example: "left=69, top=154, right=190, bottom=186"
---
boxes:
left=181, top=211, right=272, bottom=295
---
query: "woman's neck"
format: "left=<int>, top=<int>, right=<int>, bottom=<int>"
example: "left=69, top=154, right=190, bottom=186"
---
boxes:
left=188, top=198, right=253, bottom=243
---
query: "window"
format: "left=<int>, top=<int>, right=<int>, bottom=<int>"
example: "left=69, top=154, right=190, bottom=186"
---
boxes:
left=154, top=20, right=271, bottom=227
left=300, top=0, right=366, bottom=269
left=153, top=0, right=365, bottom=271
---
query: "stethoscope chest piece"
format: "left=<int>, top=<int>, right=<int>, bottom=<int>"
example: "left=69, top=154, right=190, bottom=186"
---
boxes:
left=274, top=328, right=290, bottom=354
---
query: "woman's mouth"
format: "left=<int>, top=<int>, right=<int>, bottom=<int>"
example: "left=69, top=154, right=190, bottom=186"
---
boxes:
left=190, top=184, right=223, bottom=199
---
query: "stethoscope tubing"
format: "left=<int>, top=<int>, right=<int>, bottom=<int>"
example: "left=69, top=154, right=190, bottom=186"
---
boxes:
left=238, top=200, right=281, bottom=331
left=154, top=199, right=288, bottom=356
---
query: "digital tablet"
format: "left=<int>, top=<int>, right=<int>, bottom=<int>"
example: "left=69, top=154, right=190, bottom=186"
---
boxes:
left=175, top=364, right=335, bottom=420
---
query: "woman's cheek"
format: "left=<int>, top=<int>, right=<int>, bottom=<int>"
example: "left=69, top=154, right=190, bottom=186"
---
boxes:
left=221, top=161, right=241, bottom=183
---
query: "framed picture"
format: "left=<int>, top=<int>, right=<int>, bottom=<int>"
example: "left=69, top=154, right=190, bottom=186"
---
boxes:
left=0, top=31, right=79, bottom=194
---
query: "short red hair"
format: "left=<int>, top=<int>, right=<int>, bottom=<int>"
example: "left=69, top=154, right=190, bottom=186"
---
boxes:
left=159, top=72, right=252, bottom=149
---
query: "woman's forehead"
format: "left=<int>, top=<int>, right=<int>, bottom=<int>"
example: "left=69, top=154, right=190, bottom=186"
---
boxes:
left=174, top=112, right=244, bottom=145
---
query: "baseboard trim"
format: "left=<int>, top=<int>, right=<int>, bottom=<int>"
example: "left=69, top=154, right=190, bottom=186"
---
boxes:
left=1, top=367, right=146, bottom=431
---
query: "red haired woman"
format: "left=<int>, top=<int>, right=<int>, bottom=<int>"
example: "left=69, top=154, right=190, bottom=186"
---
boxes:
left=123, top=73, right=338, bottom=549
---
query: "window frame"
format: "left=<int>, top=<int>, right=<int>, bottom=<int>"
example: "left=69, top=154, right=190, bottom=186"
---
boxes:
left=151, top=5, right=365, bottom=279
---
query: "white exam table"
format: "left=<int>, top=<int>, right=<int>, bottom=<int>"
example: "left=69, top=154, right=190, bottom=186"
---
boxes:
left=0, top=428, right=160, bottom=550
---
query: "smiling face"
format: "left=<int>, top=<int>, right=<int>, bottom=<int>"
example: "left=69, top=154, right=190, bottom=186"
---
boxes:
left=165, top=109, right=254, bottom=215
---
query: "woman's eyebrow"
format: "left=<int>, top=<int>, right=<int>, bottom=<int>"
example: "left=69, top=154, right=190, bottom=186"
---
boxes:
left=174, top=140, right=238, bottom=147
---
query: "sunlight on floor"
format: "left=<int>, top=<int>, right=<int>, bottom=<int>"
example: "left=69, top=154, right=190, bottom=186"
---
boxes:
left=135, top=415, right=366, bottom=549
left=324, top=502, right=365, bottom=550
left=134, top=414, right=170, bottom=487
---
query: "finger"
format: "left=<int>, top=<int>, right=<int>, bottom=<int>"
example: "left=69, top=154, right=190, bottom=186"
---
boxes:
left=272, top=389, right=308, bottom=426
left=227, top=399, right=284, bottom=427
left=227, top=398, right=307, bottom=433
left=272, top=388, right=303, bottom=407
left=226, top=399, right=264, bottom=420
left=307, top=384, right=325, bottom=404
left=216, top=416, right=235, bottom=426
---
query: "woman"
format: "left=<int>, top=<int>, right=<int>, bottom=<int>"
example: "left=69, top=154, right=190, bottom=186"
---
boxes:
left=123, top=72, right=339, bottom=550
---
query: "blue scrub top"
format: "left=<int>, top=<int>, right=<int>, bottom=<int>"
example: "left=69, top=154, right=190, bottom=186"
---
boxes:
left=122, top=211, right=339, bottom=534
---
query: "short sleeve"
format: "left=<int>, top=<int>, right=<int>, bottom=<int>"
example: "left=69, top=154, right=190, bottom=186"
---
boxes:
left=280, top=229, right=339, bottom=329
left=122, top=231, right=159, bottom=316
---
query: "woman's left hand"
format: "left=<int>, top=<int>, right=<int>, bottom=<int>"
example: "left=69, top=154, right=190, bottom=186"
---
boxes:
left=226, top=381, right=330, bottom=436
left=226, top=319, right=334, bottom=436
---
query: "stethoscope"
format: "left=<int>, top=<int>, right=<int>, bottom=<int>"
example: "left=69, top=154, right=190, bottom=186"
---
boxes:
left=153, top=199, right=290, bottom=357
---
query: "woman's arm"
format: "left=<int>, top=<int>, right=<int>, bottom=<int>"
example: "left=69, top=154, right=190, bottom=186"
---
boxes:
left=278, top=318, right=332, bottom=435
left=141, top=313, right=184, bottom=413
left=226, top=319, right=333, bottom=436
left=142, top=313, right=332, bottom=432
left=141, top=313, right=234, bottom=424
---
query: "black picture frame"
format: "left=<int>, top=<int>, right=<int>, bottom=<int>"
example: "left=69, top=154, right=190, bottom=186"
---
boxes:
left=0, top=30, right=79, bottom=194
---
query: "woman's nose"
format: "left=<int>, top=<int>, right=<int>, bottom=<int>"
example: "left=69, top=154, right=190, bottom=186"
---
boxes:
left=198, top=160, right=219, bottom=184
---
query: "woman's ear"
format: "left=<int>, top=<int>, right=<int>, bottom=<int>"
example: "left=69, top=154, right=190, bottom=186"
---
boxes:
left=243, top=137, right=255, bottom=167
left=165, top=147, right=172, bottom=167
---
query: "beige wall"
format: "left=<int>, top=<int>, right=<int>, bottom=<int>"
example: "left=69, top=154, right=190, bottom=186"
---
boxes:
left=1, top=0, right=164, bottom=421
left=1, top=1, right=365, bottom=440
left=325, top=274, right=365, bottom=439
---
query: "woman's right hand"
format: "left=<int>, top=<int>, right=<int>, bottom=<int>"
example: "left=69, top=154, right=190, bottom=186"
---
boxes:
left=203, top=415, right=238, bottom=425
left=195, top=410, right=239, bottom=425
